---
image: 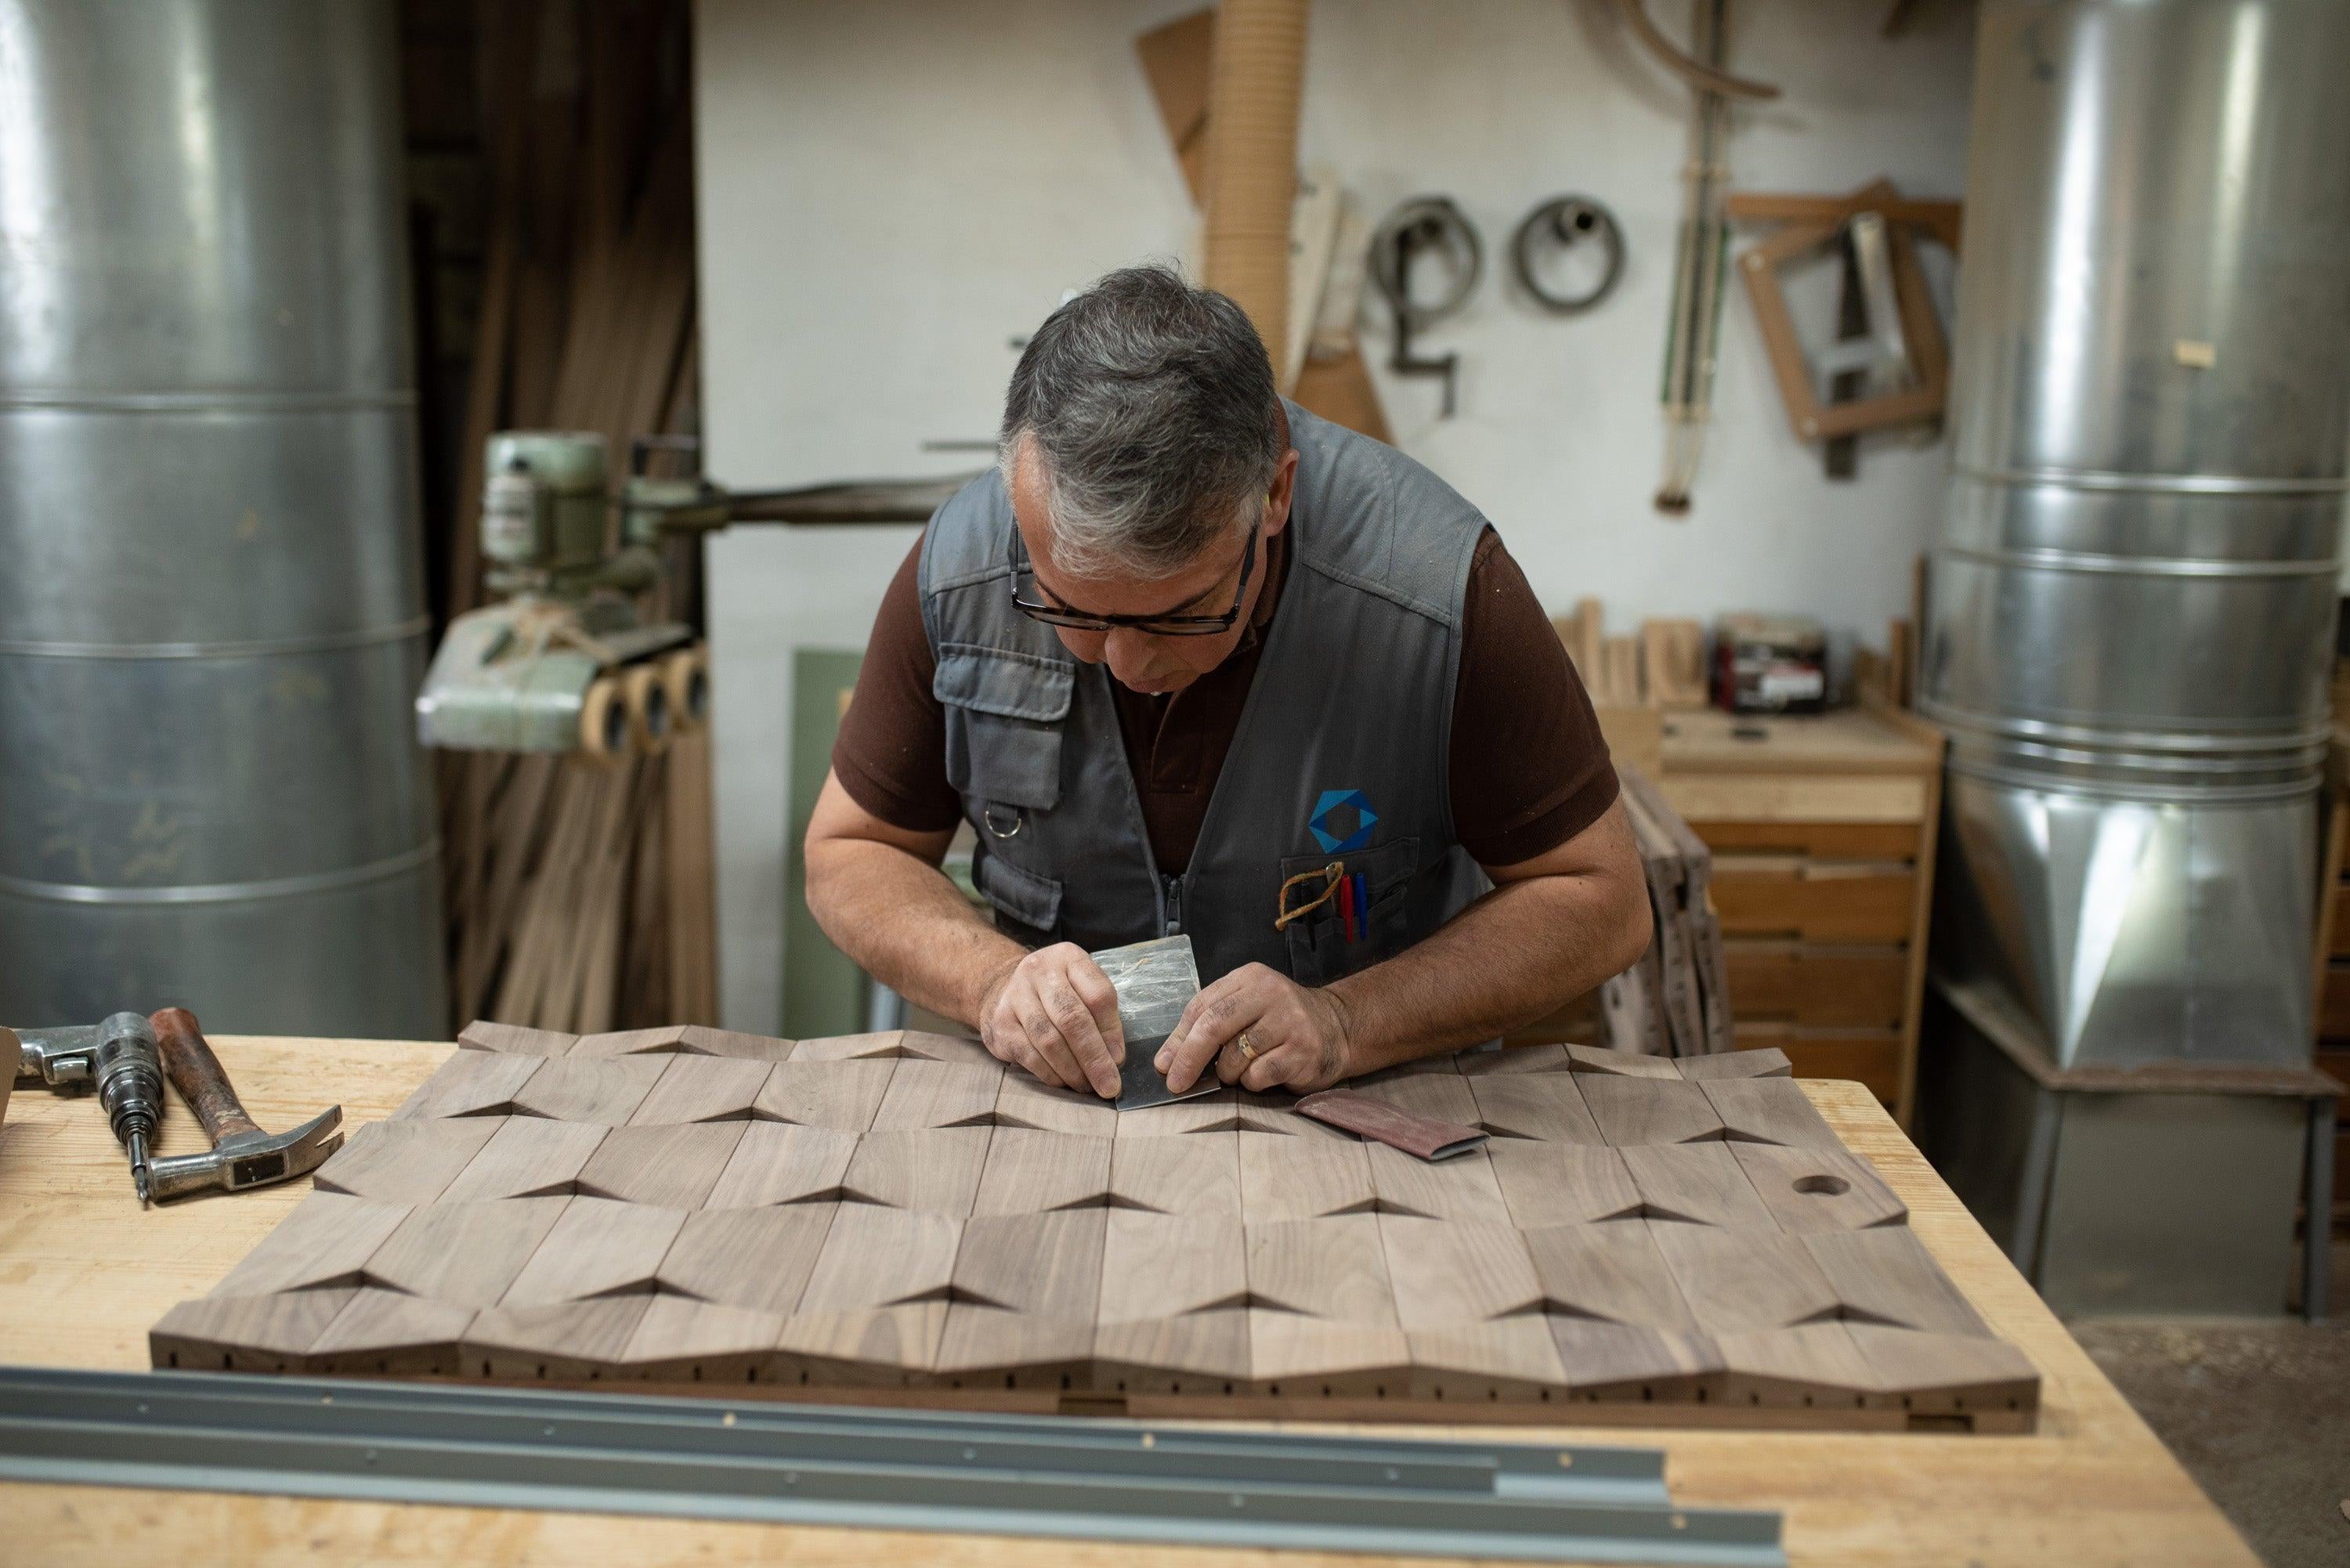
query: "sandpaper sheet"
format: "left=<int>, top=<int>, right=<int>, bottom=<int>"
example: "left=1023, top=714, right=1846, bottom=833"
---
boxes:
left=1293, top=1087, right=1488, bottom=1160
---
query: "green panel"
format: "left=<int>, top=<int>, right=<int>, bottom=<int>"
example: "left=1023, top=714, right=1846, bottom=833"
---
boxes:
left=784, top=648, right=868, bottom=1039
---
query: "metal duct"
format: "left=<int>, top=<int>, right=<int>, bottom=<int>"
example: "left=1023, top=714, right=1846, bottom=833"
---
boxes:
left=1922, top=0, right=2350, bottom=1067
left=0, top=0, right=446, bottom=1035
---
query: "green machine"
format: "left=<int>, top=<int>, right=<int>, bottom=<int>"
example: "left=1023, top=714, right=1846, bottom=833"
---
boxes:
left=418, top=431, right=702, bottom=758
left=417, top=432, right=965, bottom=759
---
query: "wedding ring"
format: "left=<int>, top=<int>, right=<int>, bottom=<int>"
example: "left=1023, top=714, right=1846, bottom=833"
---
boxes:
left=1237, top=1032, right=1258, bottom=1063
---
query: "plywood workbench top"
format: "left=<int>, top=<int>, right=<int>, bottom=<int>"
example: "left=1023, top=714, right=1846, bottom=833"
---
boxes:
left=0, top=1035, right=2256, bottom=1567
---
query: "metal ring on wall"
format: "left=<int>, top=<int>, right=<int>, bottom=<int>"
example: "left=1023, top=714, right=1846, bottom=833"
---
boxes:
left=1510, top=196, right=1625, bottom=314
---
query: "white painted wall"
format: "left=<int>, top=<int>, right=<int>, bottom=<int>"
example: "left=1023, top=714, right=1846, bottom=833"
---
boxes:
left=694, top=0, right=1977, bottom=1031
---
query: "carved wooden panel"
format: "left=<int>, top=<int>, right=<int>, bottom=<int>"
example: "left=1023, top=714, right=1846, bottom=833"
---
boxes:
left=155, top=1030, right=2038, bottom=1431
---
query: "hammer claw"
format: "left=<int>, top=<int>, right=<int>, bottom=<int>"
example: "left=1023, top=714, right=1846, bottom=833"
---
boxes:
left=146, top=1010, right=344, bottom=1203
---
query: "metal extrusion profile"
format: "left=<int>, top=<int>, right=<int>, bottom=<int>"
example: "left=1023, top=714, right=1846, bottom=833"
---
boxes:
left=0, top=1368, right=1786, bottom=1566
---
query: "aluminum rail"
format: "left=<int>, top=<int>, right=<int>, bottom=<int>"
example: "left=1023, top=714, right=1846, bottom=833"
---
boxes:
left=0, top=1367, right=1784, bottom=1565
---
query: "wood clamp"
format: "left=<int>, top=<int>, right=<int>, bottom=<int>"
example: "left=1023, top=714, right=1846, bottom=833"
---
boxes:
left=1368, top=196, right=1481, bottom=417
left=1511, top=196, right=1625, bottom=315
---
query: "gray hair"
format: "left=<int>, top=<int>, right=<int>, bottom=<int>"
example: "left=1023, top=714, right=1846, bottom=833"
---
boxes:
left=999, top=264, right=1283, bottom=581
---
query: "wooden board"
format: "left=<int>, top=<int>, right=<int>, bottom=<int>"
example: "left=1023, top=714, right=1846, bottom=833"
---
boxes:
left=1689, top=821, right=1921, bottom=858
left=0, top=1034, right=2261, bottom=1567
left=1661, top=707, right=1939, bottom=777
left=145, top=1025, right=2037, bottom=1432
left=1710, top=858, right=1915, bottom=943
left=1725, top=942, right=1908, bottom=1029
left=2321, top=962, right=2350, bottom=1039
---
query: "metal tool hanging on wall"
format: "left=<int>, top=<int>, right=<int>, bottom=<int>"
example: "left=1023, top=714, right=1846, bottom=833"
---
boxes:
left=1510, top=196, right=1625, bottom=314
left=1368, top=197, right=1482, bottom=417
left=1650, top=0, right=1744, bottom=515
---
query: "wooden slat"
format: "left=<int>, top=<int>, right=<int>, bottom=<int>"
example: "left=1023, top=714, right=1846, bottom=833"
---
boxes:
left=1712, top=858, right=1915, bottom=942
left=1725, top=941, right=1908, bottom=1028
left=1661, top=775, right=1929, bottom=824
left=1661, top=707, right=1939, bottom=775
left=2319, top=965, right=2350, bottom=1042
left=1688, top=819, right=1922, bottom=858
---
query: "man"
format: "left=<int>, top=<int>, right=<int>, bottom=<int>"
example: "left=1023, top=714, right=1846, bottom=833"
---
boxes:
left=806, top=265, right=1649, bottom=1100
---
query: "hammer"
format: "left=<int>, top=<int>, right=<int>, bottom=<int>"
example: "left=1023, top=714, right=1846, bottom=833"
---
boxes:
left=145, top=1008, right=343, bottom=1203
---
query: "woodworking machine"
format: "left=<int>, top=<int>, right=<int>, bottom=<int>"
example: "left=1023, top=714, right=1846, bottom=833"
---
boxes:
left=416, top=432, right=970, bottom=760
left=416, top=432, right=706, bottom=760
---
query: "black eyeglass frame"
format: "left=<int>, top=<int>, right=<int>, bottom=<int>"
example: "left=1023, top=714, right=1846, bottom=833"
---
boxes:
left=1007, top=525, right=1257, bottom=637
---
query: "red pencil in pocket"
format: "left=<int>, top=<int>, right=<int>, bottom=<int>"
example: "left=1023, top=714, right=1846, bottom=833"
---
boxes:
left=1339, top=871, right=1358, bottom=943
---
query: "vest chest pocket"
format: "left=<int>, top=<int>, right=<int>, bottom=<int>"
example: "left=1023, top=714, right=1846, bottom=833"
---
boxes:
left=935, top=643, right=1073, bottom=813
left=1278, top=836, right=1422, bottom=988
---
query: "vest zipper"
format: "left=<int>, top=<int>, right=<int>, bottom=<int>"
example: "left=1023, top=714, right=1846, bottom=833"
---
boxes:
left=1162, top=873, right=1184, bottom=938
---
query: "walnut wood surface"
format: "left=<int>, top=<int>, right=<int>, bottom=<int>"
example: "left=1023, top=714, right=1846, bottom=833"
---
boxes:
left=155, top=1028, right=2042, bottom=1431
left=312, top=1118, right=501, bottom=1205
left=436, top=1118, right=608, bottom=1202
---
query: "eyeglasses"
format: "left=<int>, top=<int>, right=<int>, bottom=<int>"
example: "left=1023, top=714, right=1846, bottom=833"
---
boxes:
left=1007, top=525, right=1256, bottom=637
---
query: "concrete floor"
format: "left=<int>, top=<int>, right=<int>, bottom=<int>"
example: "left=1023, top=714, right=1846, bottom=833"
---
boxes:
left=2070, top=1239, right=2350, bottom=1568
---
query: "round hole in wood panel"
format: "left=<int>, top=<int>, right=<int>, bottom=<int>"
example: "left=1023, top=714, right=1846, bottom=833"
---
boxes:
left=1794, top=1173, right=1849, bottom=1197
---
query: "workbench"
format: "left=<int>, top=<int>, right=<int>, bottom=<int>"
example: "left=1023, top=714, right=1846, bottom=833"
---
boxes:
left=0, top=1036, right=2256, bottom=1566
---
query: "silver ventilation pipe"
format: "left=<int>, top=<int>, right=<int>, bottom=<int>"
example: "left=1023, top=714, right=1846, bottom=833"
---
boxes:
left=1922, top=0, right=2350, bottom=1070
left=0, top=0, right=446, bottom=1035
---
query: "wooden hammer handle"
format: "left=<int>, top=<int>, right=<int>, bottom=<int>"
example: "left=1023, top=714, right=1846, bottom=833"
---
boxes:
left=150, top=1008, right=261, bottom=1145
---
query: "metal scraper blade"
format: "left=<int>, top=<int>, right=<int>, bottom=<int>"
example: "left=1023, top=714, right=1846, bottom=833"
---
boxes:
left=1114, top=1032, right=1215, bottom=1111
left=1089, top=934, right=1212, bottom=1111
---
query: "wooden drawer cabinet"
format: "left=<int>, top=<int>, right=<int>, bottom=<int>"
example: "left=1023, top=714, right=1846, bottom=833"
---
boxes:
left=2321, top=966, right=2350, bottom=1041
left=1724, top=941, right=1907, bottom=1028
left=1710, top=857, right=1915, bottom=943
left=1731, top=1023, right=1904, bottom=1102
left=1660, top=706, right=1944, bottom=1125
left=1692, top=820, right=1920, bottom=858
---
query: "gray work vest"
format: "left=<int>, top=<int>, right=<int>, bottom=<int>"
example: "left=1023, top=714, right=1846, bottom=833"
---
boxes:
left=917, top=401, right=1491, bottom=988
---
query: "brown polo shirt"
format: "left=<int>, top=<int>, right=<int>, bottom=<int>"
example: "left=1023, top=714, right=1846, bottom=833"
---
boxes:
left=833, top=523, right=1616, bottom=873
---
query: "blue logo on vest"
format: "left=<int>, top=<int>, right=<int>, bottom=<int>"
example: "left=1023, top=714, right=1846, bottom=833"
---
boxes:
left=1309, top=789, right=1378, bottom=853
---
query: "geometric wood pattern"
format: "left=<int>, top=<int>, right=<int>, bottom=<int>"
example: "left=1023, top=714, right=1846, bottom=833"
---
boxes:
left=151, top=1024, right=2037, bottom=1431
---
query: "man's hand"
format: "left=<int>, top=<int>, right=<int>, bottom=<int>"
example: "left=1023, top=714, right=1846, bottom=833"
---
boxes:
left=977, top=943, right=1125, bottom=1098
left=1156, top=963, right=1354, bottom=1096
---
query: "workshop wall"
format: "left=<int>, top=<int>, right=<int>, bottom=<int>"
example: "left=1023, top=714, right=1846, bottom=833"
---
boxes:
left=695, top=0, right=1976, bottom=1032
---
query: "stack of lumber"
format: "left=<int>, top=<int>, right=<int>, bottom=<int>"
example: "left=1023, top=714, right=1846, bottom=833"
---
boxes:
left=1603, top=767, right=1735, bottom=1059
left=435, top=0, right=718, bottom=1035
left=1503, top=764, right=1731, bottom=1060
left=1553, top=598, right=1709, bottom=712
